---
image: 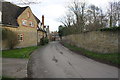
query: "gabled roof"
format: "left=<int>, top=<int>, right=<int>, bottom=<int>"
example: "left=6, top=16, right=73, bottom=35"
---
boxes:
left=37, top=27, right=42, bottom=31
left=37, top=27, right=46, bottom=33
left=1, top=2, right=40, bottom=27
left=2, top=2, right=28, bottom=27
left=33, top=14, right=40, bottom=24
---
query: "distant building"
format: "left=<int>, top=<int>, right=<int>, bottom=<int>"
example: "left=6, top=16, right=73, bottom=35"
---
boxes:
left=46, top=25, right=50, bottom=40
left=50, top=31, right=59, bottom=41
left=37, top=15, right=47, bottom=45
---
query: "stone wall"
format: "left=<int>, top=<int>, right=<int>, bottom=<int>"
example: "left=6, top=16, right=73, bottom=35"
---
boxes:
left=2, top=26, right=37, bottom=50
left=63, top=31, right=119, bottom=53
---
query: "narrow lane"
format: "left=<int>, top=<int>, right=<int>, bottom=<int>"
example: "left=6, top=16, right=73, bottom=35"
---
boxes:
left=28, top=41, right=118, bottom=78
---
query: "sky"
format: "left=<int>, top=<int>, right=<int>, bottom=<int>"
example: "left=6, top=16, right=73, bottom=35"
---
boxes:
left=4, top=0, right=119, bottom=32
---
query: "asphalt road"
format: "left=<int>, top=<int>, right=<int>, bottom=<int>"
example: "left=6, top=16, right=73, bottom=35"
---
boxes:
left=3, top=58, right=28, bottom=78
left=27, top=41, right=118, bottom=78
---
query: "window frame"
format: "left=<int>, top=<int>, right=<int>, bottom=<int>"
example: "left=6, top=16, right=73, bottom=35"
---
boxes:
left=22, top=19, right=27, bottom=26
left=29, top=21, right=34, bottom=27
left=18, top=34, right=24, bottom=41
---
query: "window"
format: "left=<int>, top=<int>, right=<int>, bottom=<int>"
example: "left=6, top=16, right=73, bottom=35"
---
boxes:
left=22, top=20, right=27, bottom=26
left=18, top=34, right=23, bottom=41
left=29, top=21, right=34, bottom=27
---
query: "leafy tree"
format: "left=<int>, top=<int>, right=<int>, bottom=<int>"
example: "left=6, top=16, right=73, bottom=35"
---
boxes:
left=40, top=37, right=49, bottom=45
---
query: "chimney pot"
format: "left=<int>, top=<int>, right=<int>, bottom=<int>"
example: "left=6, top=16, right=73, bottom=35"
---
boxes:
left=42, top=15, right=44, bottom=26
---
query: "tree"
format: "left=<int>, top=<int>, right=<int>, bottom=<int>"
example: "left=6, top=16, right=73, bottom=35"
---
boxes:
left=3, top=0, right=41, bottom=5
left=89, top=5, right=100, bottom=23
left=58, top=25, right=64, bottom=40
left=2, top=28, right=19, bottom=49
left=68, top=0, right=86, bottom=32
left=85, top=5, right=105, bottom=31
left=99, top=9, right=105, bottom=26
left=107, top=1, right=120, bottom=27
left=59, top=0, right=120, bottom=35
left=58, top=12, right=75, bottom=27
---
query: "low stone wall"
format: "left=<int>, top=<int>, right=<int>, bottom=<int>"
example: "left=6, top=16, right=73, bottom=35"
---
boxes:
left=63, top=31, right=119, bottom=53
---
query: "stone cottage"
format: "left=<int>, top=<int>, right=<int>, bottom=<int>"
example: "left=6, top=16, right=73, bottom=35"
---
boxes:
left=1, top=2, right=40, bottom=49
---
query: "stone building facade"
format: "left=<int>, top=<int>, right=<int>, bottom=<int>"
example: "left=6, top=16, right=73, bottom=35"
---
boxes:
left=1, top=2, right=40, bottom=49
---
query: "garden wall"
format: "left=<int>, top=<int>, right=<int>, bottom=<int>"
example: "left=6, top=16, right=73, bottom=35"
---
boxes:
left=63, top=31, right=119, bottom=53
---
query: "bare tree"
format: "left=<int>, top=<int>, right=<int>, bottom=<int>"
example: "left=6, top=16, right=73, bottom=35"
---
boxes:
left=86, top=9, right=93, bottom=24
left=68, top=0, right=86, bottom=32
left=107, top=1, right=120, bottom=27
left=85, top=5, right=106, bottom=31
left=88, top=5, right=101, bottom=23
left=9, top=0, right=41, bottom=5
left=59, top=0, right=120, bottom=33
left=58, top=12, right=75, bottom=27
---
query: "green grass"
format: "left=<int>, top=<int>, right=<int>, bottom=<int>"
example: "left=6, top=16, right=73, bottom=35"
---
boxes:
left=62, top=42, right=120, bottom=66
left=1, top=76, right=16, bottom=80
left=2, top=46, right=40, bottom=59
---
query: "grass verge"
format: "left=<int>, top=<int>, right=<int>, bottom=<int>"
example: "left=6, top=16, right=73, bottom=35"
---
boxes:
left=2, top=46, right=40, bottom=59
left=61, top=42, right=120, bottom=68
left=1, top=76, right=16, bottom=80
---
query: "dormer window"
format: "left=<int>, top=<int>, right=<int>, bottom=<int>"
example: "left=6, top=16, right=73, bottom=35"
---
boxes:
left=22, top=19, right=27, bottom=26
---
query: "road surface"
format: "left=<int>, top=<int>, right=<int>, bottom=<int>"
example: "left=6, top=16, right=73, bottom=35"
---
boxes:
left=3, top=58, right=28, bottom=78
left=28, top=41, right=118, bottom=78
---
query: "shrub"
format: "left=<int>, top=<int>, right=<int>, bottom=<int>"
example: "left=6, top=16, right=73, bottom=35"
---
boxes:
left=2, top=28, right=19, bottom=49
left=40, top=37, right=44, bottom=45
left=99, top=26, right=120, bottom=31
left=44, top=37, right=49, bottom=44
left=40, top=37, right=49, bottom=45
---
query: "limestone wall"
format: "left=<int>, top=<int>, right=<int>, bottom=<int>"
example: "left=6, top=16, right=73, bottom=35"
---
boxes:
left=63, top=31, right=119, bottom=53
left=2, top=26, right=37, bottom=50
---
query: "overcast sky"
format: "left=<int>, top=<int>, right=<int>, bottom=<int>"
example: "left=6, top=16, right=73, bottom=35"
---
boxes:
left=5, top=0, right=119, bottom=32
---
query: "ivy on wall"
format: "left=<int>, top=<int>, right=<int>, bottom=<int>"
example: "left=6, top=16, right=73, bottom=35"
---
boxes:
left=2, top=28, right=19, bottom=49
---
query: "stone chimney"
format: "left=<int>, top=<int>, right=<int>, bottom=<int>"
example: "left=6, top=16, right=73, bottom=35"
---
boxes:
left=42, top=15, right=44, bottom=26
